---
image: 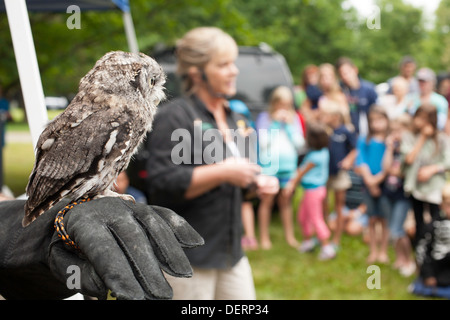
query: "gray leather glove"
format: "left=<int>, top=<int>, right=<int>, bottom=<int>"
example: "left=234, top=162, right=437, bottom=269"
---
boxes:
left=0, top=197, right=203, bottom=300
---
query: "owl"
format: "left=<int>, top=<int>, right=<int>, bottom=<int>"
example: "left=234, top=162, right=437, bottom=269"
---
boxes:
left=23, top=51, right=166, bottom=227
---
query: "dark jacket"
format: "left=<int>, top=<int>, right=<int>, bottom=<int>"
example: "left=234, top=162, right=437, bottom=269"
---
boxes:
left=146, top=94, right=255, bottom=269
left=418, top=215, right=450, bottom=286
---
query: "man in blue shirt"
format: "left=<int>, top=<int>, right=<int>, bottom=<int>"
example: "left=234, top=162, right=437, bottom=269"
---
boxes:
left=336, top=57, right=378, bottom=136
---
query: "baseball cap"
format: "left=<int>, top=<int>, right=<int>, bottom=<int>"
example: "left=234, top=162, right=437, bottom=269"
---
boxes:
left=417, top=67, right=436, bottom=82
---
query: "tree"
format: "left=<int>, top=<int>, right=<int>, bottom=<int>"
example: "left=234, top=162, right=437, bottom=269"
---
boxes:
left=0, top=0, right=445, bottom=104
left=420, top=0, right=450, bottom=72
left=230, top=0, right=360, bottom=83
left=351, top=0, right=426, bottom=83
left=0, top=0, right=249, bottom=100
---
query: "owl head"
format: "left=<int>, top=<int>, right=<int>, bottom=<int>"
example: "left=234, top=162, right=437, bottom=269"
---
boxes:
left=79, top=51, right=166, bottom=108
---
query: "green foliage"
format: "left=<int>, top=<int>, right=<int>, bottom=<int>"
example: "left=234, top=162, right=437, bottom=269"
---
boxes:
left=352, top=0, right=426, bottom=83
left=0, top=0, right=446, bottom=100
left=421, top=0, right=450, bottom=71
left=231, top=0, right=360, bottom=82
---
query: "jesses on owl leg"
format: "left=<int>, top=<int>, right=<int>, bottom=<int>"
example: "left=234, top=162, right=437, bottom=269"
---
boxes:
left=93, top=189, right=136, bottom=203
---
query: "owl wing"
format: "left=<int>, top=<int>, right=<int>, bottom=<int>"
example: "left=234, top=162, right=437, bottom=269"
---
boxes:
left=23, top=101, right=134, bottom=226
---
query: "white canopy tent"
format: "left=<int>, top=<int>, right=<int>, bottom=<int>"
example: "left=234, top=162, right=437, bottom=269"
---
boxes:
left=1, top=0, right=139, bottom=149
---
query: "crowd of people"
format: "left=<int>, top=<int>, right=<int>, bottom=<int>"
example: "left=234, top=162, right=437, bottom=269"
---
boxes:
left=239, top=54, right=450, bottom=295
left=136, top=26, right=450, bottom=299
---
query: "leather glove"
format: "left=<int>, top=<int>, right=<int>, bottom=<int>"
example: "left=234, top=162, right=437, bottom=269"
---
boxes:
left=0, top=197, right=203, bottom=300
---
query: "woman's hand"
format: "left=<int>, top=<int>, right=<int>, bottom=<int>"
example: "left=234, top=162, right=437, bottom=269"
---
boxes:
left=220, top=157, right=261, bottom=188
left=255, top=175, right=280, bottom=197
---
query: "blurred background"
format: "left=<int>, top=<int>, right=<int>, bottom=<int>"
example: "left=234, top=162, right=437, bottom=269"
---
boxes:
left=1, top=0, right=449, bottom=102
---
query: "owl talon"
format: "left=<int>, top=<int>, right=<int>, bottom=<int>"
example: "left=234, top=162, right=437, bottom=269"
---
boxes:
left=93, top=191, right=135, bottom=203
left=118, top=194, right=136, bottom=203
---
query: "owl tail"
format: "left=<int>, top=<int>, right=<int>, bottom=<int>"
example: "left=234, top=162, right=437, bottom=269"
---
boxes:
left=22, top=213, right=35, bottom=228
left=22, top=202, right=51, bottom=227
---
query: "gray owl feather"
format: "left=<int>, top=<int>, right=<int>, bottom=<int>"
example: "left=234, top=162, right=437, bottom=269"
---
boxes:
left=23, top=51, right=166, bottom=227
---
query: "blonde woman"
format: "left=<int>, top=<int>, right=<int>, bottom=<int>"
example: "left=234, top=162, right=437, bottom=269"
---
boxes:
left=317, top=63, right=352, bottom=129
left=145, top=27, right=279, bottom=300
left=256, top=86, right=305, bottom=249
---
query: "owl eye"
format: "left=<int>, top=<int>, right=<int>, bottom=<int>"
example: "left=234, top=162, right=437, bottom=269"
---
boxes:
left=149, top=77, right=156, bottom=88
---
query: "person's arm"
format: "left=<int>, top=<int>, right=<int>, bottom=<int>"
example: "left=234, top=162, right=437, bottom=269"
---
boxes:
left=416, top=133, right=450, bottom=182
left=404, top=134, right=427, bottom=165
left=340, top=149, right=357, bottom=170
left=293, top=162, right=316, bottom=186
left=184, top=158, right=261, bottom=199
left=404, top=125, right=433, bottom=165
left=382, top=134, right=395, bottom=174
left=283, top=162, right=316, bottom=197
left=355, top=164, right=375, bottom=186
left=184, top=165, right=226, bottom=200
left=417, top=164, right=446, bottom=183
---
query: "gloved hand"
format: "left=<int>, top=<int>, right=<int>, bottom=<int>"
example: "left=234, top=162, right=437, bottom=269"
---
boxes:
left=0, top=197, right=203, bottom=300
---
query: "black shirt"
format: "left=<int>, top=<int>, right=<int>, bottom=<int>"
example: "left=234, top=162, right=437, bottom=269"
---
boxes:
left=418, top=215, right=450, bottom=286
left=145, top=94, right=255, bottom=269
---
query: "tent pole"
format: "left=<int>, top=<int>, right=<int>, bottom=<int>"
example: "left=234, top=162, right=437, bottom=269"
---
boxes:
left=122, top=11, right=139, bottom=54
left=5, top=0, right=48, bottom=150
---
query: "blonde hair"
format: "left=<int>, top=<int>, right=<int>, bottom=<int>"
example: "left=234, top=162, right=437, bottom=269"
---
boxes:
left=318, top=63, right=343, bottom=100
left=392, top=113, right=412, bottom=131
left=176, top=27, right=237, bottom=93
left=391, top=76, right=409, bottom=94
left=320, top=95, right=354, bottom=132
left=268, top=86, right=295, bottom=122
left=269, top=86, right=293, bottom=111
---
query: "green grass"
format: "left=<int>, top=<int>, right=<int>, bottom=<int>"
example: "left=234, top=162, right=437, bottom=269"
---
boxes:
left=2, top=123, right=430, bottom=300
left=247, top=214, right=423, bottom=299
left=247, top=189, right=426, bottom=300
left=3, top=108, right=62, bottom=196
left=3, top=141, right=34, bottom=196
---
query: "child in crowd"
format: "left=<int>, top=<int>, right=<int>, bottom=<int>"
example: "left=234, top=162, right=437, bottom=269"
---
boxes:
left=284, top=122, right=335, bottom=260
left=321, top=102, right=357, bottom=247
left=355, top=106, right=390, bottom=264
left=257, top=86, right=305, bottom=249
left=328, top=171, right=368, bottom=240
left=297, top=64, right=321, bottom=120
left=401, top=104, right=450, bottom=246
left=415, top=183, right=450, bottom=290
left=382, top=114, right=416, bottom=276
